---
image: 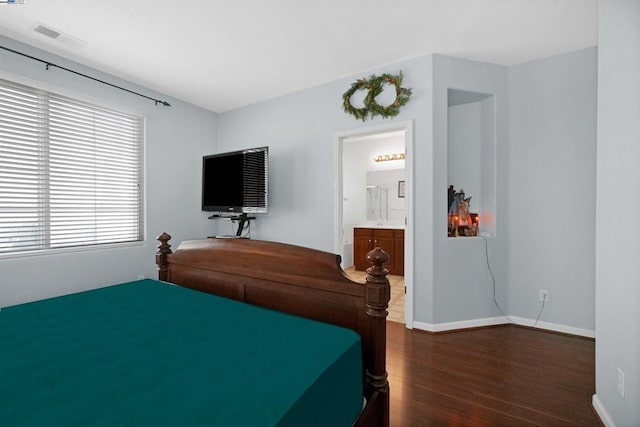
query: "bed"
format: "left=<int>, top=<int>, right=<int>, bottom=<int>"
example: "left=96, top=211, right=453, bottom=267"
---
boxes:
left=0, top=233, right=391, bottom=426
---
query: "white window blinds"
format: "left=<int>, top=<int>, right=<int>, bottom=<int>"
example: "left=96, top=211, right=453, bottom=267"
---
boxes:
left=0, top=79, right=144, bottom=255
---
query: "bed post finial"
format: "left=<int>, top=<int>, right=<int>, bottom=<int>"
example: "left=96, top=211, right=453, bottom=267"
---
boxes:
left=156, top=232, right=172, bottom=281
left=364, top=247, right=390, bottom=426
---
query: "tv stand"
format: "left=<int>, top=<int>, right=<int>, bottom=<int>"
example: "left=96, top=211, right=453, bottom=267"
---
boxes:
left=207, top=213, right=255, bottom=237
left=232, top=213, right=255, bottom=236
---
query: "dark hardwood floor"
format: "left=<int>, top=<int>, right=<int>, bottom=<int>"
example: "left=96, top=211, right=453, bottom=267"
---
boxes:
left=386, top=322, right=599, bottom=426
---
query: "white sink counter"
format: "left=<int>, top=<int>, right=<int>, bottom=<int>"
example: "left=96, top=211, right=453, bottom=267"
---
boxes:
left=355, top=224, right=405, bottom=230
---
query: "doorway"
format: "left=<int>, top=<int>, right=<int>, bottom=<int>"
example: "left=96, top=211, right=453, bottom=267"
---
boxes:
left=335, top=121, right=414, bottom=328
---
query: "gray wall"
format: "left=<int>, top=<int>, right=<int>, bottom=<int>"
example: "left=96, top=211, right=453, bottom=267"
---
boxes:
left=508, top=48, right=597, bottom=333
left=217, top=51, right=598, bottom=331
left=0, top=35, right=218, bottom=307
left=430, top=55, right=510, bottom=326
left=217, top=56, right=435, bottom=323
left=595, top=0, right=640, bottom=424
left=1, top=33, right=600, bottom=340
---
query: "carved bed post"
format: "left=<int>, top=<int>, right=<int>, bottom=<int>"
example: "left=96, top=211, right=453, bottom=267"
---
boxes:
left=156, top=232, right=172, bottom=281
left=364, top=247, right=391, bottom=427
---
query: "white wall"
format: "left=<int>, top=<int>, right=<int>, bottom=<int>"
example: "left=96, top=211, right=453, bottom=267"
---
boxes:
left=594, top=0, right=640, bottom=424
left=508, top=47, right=597, bottom=334
left=0, top=35, right=218, bottom=307
left=342, top=134, right=405, bottom=231
left=342, top=141, right=368, bottom=244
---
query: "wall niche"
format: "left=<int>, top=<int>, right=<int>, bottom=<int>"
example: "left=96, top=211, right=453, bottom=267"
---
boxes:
left=447, top=88, right=496, bottom=237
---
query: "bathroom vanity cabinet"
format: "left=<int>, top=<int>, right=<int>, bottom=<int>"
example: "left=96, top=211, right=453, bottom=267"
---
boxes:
left=354, top=227, right=404, bottom=276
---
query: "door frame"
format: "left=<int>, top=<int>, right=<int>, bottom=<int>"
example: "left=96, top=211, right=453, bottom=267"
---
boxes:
left=334, top=120, right=414, bottom=328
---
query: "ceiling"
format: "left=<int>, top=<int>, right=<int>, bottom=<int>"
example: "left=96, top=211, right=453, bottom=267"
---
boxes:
left=0, top=0, right=598, bottom=113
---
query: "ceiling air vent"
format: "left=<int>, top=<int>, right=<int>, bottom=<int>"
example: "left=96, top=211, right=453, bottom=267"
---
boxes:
left=32, top=22, right=87, bottom=49
left=33, top=24, right=61, bottom=39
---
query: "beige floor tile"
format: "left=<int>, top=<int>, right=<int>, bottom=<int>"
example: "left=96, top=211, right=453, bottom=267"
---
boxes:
left=344, top=266, right=405, bottom=324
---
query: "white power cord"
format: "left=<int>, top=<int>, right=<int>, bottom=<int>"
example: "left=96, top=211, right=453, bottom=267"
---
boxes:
left=480, top=235, right=545, bottom=327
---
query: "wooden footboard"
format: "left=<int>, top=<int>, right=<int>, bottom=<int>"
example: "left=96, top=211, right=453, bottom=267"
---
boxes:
left=156, top=233, right=390, bottom=427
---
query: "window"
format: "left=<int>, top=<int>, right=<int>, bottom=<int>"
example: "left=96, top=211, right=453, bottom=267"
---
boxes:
left=0, top=79, right=144, bottom=255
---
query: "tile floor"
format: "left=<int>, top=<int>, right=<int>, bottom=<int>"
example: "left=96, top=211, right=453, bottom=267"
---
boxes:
left=344, top=266, right=405, bottom=324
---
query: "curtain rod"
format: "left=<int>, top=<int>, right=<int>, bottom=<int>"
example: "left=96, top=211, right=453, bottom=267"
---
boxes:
left=0, top=44, right=171, bottom=106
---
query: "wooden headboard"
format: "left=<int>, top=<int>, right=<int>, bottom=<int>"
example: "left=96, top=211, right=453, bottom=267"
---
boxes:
left=156, top=233, right=391, bottom=427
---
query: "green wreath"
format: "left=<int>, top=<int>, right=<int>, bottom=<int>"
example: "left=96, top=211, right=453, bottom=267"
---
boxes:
left=341, top=77, right=370, bottom=121
left=342, top=71, right=412, bottom=121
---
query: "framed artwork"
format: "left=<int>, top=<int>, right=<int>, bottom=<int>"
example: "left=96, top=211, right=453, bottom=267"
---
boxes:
left=398, top=180, right=406, bottom=198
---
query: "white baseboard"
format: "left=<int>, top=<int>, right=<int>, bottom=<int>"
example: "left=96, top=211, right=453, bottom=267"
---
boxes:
left=508, top=316, right=595, bottom=338
left=412, top=315, right=595, bottom=338
left=592, top=394, right=615, bottom=427
left=412, top=316, right=509, bottom=333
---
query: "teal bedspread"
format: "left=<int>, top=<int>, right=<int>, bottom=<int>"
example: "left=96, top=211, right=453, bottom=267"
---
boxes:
left=0, top=279, right=363, bottom=426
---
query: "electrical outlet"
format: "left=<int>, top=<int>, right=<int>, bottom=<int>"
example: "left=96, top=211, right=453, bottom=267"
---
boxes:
left=617, top=368, right=625, bottom=398
left=539, top=289, right=549, bottom=302
left=137, top=274, right=144, bottom=280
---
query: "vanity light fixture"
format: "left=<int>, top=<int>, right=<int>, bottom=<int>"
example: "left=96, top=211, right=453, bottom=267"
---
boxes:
left=374, top=153, right=405, bottom=162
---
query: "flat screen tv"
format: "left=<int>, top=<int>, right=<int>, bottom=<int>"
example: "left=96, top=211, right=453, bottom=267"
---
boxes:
left=202, top=146, right=268, bottom=214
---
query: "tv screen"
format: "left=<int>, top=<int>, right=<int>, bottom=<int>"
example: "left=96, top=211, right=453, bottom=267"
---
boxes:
left=202, top=147, right=268, bottom=213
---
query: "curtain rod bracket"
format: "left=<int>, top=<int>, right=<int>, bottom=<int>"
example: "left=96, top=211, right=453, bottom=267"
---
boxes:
left=0, top=44, right=172, bottom=107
